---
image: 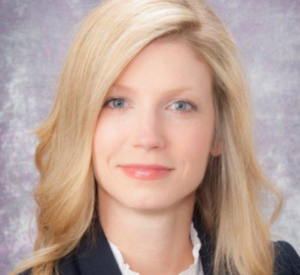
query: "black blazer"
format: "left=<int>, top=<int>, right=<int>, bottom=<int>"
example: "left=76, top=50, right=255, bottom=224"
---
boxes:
left=20, top=213, right=300, bottom=275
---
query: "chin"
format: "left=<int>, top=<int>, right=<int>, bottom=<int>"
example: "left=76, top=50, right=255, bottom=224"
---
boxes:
left=120, top=194, right=182, bottom=213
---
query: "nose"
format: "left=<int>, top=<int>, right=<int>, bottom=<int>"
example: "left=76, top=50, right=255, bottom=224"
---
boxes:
left=131, top=108, right=165, bottom=151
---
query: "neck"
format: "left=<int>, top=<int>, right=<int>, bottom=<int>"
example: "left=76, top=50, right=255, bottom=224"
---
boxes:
left=98, top=187, right=196, bottom=275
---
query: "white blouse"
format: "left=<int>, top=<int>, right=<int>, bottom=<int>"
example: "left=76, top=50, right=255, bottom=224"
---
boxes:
left=107, top=222, right=204, bottom=275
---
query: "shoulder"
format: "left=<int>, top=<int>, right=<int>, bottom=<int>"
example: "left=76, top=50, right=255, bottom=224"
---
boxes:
left=273, top=240, right=300, bottom=275
left=16, top=270, right=32, bottom=275
left=16, top=240, right=300, bottom=275
left=16, top=254, right=79, bottom=275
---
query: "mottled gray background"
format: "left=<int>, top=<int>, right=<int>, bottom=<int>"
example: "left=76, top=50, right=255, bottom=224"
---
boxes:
left=0, top=0, right=299, bottom=274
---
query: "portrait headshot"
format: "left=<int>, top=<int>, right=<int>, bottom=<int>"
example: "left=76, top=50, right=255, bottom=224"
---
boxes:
left=1, top=0, right=300, bottom=275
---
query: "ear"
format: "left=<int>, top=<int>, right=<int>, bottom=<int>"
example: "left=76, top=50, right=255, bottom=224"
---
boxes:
left=210, top=140, right=222, bottom=156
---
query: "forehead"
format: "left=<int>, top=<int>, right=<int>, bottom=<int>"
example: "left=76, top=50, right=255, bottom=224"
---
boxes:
left=112, top=39, right=212, bottom=95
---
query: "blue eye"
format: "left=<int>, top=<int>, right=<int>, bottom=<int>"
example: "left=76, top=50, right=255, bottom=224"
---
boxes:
left=104, top=98, right=127, bottom=108
left=172, top=101, right=193, bottom=112
left=103, top=97, right=197, bottom=113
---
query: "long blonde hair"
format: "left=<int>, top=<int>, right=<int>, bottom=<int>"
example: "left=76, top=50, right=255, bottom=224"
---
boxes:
left=11, top=0, right=283, bottom=274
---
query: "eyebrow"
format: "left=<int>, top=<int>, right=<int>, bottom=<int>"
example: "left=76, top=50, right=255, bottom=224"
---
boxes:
left=112, top=84, right=194, bottom=94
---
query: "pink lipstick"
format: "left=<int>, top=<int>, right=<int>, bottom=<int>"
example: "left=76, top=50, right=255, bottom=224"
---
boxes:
left=119, top=164, right=173, bottom=180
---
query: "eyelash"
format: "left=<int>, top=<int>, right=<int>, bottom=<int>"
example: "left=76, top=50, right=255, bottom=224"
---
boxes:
left=103, top=97, right=198, bottom=114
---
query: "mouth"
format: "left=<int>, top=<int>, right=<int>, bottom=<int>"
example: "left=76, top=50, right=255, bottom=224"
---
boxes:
left=119, top=164, right=173, bottom=180
left=120, top=163, right=173, bottom=170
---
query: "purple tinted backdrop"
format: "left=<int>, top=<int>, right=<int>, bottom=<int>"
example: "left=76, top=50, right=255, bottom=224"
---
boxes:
left=0, top=0, right=299, bottom=274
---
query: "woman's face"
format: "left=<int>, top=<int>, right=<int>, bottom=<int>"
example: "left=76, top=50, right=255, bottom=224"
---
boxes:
left=92, top=39, right=221, bottom=211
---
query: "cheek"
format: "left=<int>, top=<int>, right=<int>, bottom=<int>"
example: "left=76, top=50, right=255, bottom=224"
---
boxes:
left=175, top=122, right=214, bottom=159
left=172, top=120, right=214, bottom=183
left=93, top=115, right=129, bottom=151
left=92, top=116, right=128, bottom=173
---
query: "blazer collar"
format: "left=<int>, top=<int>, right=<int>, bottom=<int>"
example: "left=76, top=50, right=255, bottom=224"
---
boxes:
left=74, top=212, right=215, bottom=275
left=192, top=212, right=215, bottom=275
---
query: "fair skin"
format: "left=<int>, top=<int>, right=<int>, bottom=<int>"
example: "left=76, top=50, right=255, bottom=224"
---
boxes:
left=92, top=39, right=221, bottom=275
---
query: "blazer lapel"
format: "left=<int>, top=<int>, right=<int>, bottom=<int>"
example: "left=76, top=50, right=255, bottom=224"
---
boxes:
left=192, top=213, right=215, bottom=275
left=75, top=219, right=122, bottom=275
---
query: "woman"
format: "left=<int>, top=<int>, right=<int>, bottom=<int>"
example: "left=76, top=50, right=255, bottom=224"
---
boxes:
left=11, top=0, right=300, bottom=274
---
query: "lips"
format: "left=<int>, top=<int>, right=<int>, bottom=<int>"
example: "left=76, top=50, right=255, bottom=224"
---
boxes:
left=119, top=163, right=173, bottom=180
left=120, top=163, right=172, bottom=170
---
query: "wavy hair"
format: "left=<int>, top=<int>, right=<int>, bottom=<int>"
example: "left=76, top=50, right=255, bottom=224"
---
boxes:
left=11, top=0, right=283, bottom=274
